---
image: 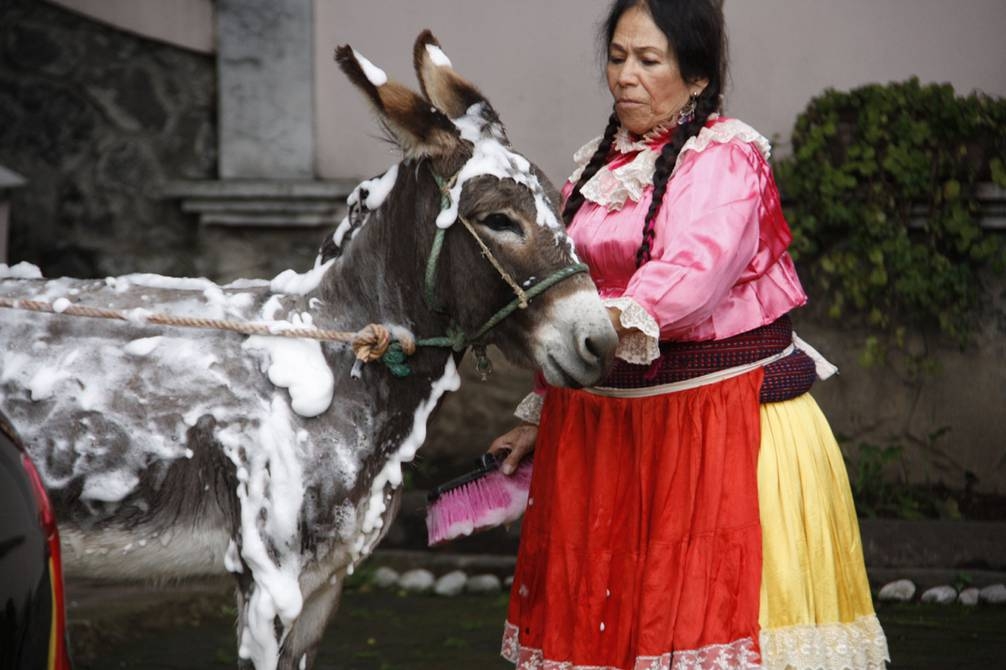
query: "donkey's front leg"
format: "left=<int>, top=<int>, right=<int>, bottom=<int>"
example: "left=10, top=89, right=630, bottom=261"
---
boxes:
left=233, top=569, right=329, bottom=670
left=235, top=577, right=254, bottom=670
left=278, top=574, right=344, bottom=670
left=234, top=572, right=259, bottom=670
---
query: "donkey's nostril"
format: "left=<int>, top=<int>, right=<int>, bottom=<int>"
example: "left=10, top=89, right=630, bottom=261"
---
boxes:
left=578, top=334, right=608, bottom=368
left=576, top=324, right=618, bottom=370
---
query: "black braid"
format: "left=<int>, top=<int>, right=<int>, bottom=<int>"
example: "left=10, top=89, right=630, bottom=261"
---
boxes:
left=561, top=112, right=620, bottom=227
left=635, top=91, right=720, bottom=267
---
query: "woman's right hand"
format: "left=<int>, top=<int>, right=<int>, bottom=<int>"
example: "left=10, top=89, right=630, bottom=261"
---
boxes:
left=488, top=423, right=538, bottom=475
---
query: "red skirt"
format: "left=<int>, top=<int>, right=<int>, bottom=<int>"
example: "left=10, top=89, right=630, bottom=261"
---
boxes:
left=503, top=370, right=765, bottom=670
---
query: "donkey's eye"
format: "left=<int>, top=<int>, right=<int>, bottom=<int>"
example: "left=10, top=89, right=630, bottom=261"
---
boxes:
left=479, top=213, right=523, bottom=236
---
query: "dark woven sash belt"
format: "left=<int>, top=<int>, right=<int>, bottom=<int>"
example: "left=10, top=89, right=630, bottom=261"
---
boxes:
left=599, top=314, right=817, bottom=403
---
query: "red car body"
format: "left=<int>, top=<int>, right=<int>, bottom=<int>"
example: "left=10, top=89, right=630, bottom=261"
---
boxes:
left=0, top=415, right=72, bottom=669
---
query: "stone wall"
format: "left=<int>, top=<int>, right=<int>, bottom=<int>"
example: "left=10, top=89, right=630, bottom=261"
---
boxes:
left=0, top=0, right=216, bottom=278
left=793, top=280, right=1006, bottom=496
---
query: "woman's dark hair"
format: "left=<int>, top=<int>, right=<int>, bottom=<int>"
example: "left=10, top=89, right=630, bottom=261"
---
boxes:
left=561, top=0, right=728, bottom=266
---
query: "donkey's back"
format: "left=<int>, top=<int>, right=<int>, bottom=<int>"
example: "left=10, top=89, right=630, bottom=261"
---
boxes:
left=0, top=270, right=348, bottom=579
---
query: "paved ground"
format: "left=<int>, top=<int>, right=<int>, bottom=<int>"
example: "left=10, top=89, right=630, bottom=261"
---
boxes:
left=67, top=577, right=1006, bottom=669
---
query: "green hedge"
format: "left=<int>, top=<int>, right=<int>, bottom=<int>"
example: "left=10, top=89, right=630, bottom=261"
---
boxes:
left=774, top=78, right=1006, bottom=365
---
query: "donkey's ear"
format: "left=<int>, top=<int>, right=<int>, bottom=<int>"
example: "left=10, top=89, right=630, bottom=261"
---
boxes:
left=335, top=45, right=462, bottom=158
left=413, top=30, right=491, bottom=120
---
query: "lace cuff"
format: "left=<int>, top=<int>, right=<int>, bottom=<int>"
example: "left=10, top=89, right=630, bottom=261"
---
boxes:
left=604, top=297, right=660, bottom=365
left=514, top=392, right=544, bottom=425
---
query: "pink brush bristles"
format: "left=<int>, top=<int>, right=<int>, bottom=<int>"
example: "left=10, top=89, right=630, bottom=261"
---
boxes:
left=426, top=458, right=533, bottom=546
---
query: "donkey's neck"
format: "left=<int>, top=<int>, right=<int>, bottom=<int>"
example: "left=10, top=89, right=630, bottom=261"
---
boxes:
left=316, top=163, right=445, bottom=342
left=301, top=161, right=466, bottom=413
left=304, top=164, right=462, bottom=522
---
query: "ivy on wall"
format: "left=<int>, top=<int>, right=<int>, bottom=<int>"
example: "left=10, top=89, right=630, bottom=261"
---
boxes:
left=774, top=78, right=1006, bottom=366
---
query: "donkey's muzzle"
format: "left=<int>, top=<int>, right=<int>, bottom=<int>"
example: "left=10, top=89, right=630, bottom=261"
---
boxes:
left=533, top=288, right=618, bottom=388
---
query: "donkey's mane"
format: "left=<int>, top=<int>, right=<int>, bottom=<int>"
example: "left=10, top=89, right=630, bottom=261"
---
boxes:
left=320, top=163, right=402, bottom=264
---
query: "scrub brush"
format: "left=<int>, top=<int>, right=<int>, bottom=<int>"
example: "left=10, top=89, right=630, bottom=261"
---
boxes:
left=425, top=450, right=533, bottom=546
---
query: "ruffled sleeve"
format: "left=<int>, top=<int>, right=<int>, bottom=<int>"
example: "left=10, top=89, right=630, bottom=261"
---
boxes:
left=514, top=391, right=544, bottom=424
left=622, top=140, right=766, bottom=340
left=603, top=296, right=660, bottom=364
left=513, top=371, right=550, bottom=424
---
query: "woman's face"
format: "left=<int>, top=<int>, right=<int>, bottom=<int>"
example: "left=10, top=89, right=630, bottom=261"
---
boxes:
left=606, top=4, right=704, bottom=135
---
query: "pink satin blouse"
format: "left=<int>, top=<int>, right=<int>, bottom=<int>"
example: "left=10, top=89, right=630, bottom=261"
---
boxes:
left=565, top=118, right=808, bottom=343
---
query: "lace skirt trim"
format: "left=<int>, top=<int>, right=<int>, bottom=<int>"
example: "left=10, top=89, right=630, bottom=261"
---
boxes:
left=502, top=615, right=890, bottom=670
left=759, top=614, right=890, bottom=670
left=501, top=621, right=761, bottom=670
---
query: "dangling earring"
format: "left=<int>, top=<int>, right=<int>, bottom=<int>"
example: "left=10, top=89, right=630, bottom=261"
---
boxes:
left=677, top=93, right=699, bottom=126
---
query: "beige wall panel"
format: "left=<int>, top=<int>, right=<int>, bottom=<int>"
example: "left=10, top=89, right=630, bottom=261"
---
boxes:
left=317, top=0, right=1006, bottom=182
left=315, top=0, right=614, bottom=184
left=725, top=0, right=1006, bottom=154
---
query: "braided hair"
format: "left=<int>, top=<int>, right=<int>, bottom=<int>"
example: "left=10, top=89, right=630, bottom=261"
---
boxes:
left=561, top=112, right=620, bottom=227
left=564, top=0, right=728, bottom=266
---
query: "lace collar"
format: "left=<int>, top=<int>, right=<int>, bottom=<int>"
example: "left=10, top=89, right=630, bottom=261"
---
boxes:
left=568, top=116, right=772, bottom=211
left=612, top=122, right=674, bottom=154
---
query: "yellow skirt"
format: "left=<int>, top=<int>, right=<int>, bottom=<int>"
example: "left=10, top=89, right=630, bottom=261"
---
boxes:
left=757, top=394, right=890, bottom=669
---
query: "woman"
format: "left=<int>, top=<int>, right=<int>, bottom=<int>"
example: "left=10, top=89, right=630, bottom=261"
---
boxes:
left=490, top=1, right=890, bottom=669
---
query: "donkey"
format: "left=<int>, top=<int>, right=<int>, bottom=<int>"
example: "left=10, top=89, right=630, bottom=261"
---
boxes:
left=0, top=32, right=617, bottom=669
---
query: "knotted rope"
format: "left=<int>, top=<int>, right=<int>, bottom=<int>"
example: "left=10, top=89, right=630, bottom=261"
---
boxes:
left=0, top=297, right=416, bottom=375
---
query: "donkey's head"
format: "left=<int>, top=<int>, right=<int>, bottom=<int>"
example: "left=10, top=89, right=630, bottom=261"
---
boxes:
left=334, top=32, right=616, bottom=387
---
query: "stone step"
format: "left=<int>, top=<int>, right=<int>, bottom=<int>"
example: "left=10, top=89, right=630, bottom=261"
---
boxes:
left=163, top=179, right=356, bottom=227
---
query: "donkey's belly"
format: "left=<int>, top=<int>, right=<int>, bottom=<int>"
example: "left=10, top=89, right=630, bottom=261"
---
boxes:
left=59, top=521, right=232, bottom=580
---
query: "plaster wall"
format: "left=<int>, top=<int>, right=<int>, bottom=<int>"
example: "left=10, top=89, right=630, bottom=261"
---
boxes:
left=314, top=0, right=1006, bottom=183
left=46, top=0, right=1006, bottom=181
left=725, top=0, right=1006, bottom=154
left=313, top=0, right=612, bottom=186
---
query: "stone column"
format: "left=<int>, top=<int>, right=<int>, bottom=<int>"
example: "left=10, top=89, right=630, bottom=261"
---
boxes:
left=217, top=0, right=314, bottom=179
left=164, top=0, right=354, bottom=280
left=0, top=166, right=27, bottom=264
